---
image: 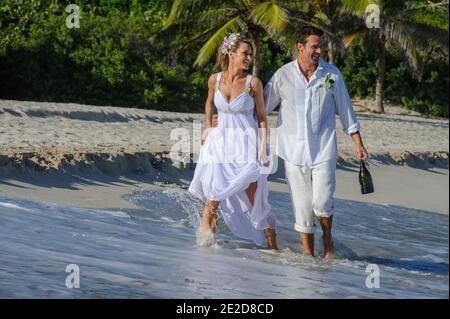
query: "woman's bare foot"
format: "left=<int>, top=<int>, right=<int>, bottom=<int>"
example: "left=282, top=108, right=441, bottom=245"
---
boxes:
left=199, top=201, right=218, bottom=246
left=264, top=228, right=279, bottom=250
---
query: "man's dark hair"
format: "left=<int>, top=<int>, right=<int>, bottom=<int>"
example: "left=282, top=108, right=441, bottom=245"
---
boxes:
left=296, top=26, right=324, bottom=45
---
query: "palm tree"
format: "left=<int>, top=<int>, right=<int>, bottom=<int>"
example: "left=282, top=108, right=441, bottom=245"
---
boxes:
left=340, top=0, right=449, bottom=113
left=279, top=0, right=349, bottom=62
left=162, top=0, right=295, bottom=76
left=297, top=0, right=346, bottom=64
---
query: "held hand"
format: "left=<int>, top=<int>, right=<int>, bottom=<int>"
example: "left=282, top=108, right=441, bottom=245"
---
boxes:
left=258, top=144, right=270, bottom=167
left=201, top=127, right=212, bottom=145
left=355, top=143, right=368, bottom=161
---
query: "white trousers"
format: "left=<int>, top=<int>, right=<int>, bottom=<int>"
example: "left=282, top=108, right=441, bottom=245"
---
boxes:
left=284, top=159, right=336, bottom=234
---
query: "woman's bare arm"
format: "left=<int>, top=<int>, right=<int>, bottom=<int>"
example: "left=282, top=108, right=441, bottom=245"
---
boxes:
left=201, top=74, right=216, bottom=145
left=252, top=76, right=268, bottom=144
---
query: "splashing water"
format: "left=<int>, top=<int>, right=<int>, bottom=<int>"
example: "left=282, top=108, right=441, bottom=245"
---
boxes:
left=0, top=187, right=448, bottom=298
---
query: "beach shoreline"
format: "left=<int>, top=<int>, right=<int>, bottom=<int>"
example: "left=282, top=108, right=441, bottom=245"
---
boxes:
left=0, top=99, right=448, bottom=299
left=1, top=99, right=449, bottom=214
left=1, top=158, right=448, bottom=215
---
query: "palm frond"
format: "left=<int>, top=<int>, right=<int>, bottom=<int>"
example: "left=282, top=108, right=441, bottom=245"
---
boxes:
left=163, top=0, right=187, bottom=28
left=179, top=10, right=242, bottom=50
left=403, top=20, right=449, bottom=55
left=250, top=1, right=289, bottom=35
left=163, top=0, right=211, bottom=29
left=402, top=6, right=449, bottom=31
left=404, top=0, right=449, bottom=13
left=339, top=0, right=380, bottom=14
left=241, top=0, right=256, bottom=10
left=342, top=30, right=367, bottom=48
left=382, top=17, right=420, bottom=71
left=289, top=15, right=346, bottom=54
left=314, top=11, right=331, bottom=26
left=180, top=24, right=231, bottom=51
left=198, top=8, right=238, bottom=25
left=194, top=16, right=246, bottom=67
left=271, top=22, right=298, bottom=57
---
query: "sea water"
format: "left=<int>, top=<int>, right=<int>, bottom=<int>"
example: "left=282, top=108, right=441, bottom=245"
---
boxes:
left=0, top=187, right=448, bottom=298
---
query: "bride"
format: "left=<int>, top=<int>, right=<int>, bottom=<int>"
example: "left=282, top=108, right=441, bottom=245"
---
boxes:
left=188, top=33, right=278, bottom=249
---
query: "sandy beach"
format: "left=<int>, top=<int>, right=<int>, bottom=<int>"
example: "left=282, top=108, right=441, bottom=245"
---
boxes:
left=0, top=99, right=448, bottom=299
left=0, top=99, right=448, bottom=214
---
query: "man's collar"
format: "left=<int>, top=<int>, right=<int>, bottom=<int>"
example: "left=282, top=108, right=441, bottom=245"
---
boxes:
left=293, top=58, right=326, bottom=79
left=316, top=59, right=326, bottom=76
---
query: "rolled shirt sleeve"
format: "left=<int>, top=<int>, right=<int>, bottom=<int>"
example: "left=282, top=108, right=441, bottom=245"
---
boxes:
left=334, top=70, right=360, bottom=135
left=264, top=71, right=281, bottom=115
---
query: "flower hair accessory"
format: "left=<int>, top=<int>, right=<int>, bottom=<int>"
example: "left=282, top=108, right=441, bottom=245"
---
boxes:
left=221, top=33, right=241, bottom=54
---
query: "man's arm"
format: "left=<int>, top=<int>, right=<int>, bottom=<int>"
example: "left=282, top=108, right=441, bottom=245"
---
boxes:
left=334, top=70, right=368, bottom=160
left=264, top=71, right=281, bottom=114
left=350, top=132, right=368, bottom=160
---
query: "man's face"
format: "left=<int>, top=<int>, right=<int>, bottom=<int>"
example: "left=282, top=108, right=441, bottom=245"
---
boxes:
left=297, top=35, right=324, bottom=65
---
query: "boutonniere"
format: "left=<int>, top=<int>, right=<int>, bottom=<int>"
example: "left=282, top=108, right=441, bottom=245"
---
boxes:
left=321, top=73, right=335, bottom=90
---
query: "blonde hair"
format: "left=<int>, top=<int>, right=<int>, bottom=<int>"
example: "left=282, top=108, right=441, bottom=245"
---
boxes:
left=217, top=34, right=253, bottom=71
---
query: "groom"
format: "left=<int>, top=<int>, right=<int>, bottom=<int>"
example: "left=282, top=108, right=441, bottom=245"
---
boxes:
left=264, top=26, right=368, bottom=258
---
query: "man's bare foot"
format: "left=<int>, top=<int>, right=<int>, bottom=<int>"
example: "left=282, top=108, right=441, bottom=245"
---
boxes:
left=264, top=228, right=279, bottom=250
left=322, top=235, right=336, bottom=260
left=300, top=233, right=315, bottom=257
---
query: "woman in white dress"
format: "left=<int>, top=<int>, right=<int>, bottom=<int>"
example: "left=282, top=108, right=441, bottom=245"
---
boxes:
left=188, top=33, right=278, bottom=249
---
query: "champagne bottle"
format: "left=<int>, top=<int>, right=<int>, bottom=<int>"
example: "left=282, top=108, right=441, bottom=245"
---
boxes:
left=359, top=160, right=374, bottom=194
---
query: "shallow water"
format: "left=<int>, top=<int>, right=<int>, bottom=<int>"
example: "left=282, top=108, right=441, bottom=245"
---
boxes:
left=0, top=187, right=448, bottom=298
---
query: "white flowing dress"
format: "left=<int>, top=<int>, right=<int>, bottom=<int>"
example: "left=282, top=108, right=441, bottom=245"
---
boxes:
left=188, top=72, right=276, bottom=247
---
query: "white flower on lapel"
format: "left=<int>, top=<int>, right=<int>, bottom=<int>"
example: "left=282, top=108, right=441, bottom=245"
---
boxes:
left=321, top=73, right=335, bottom=90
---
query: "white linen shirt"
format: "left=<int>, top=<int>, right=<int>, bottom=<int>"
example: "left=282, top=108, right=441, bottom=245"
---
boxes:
left=264, top=59, right=360, bottom=166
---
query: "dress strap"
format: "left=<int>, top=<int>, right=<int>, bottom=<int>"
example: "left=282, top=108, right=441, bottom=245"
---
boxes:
left=215, top=72, right=223, bottom=91
left=245, top=74, right=252, bottom=91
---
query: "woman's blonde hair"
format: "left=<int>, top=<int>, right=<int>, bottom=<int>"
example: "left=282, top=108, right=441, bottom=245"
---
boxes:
left=217, top=33, right=253, bottom=71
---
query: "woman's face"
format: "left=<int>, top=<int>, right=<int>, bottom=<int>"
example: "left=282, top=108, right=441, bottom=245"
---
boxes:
left=230, top=42, right=253, bottom=70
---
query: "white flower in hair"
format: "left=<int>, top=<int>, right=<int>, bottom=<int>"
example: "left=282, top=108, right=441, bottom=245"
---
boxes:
left=221, top=32, right=241, bottom=54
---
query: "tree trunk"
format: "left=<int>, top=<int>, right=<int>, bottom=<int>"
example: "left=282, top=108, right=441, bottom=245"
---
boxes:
left=375, top=36, right=386, bottom=113
left=327, top=40, right=334, bottom=64
left=251, top=33, right=261, bottom=77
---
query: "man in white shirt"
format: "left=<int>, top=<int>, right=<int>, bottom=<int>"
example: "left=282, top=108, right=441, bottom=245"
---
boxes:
left=264, top=26, right=368, bottom=259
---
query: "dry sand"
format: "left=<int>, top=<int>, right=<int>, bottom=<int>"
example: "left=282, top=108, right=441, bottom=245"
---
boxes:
left=0, top=99, right=448, bottom=214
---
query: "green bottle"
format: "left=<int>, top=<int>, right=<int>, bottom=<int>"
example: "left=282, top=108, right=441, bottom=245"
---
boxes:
left=359, top=160, right=374, bottom=194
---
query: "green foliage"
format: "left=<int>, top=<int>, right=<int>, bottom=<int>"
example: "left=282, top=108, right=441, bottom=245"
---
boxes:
left=335, top=39, right=449, bottom=117
left=0, top=0, right=448, bottom=117
left=408, top=0, right=449, bottom=30
left=384, top=51, right=449, bottom=117
left=0, top=1, right=212, bottom=111
left=258, top=36, right=292, bottom=83
left=337, top=42, right=378, bottom=98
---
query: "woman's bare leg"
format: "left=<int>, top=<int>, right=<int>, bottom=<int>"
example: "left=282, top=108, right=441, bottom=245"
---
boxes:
left=199, top=200, right=220, bottom=240
left=246, top=182, right=278, bottom=250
